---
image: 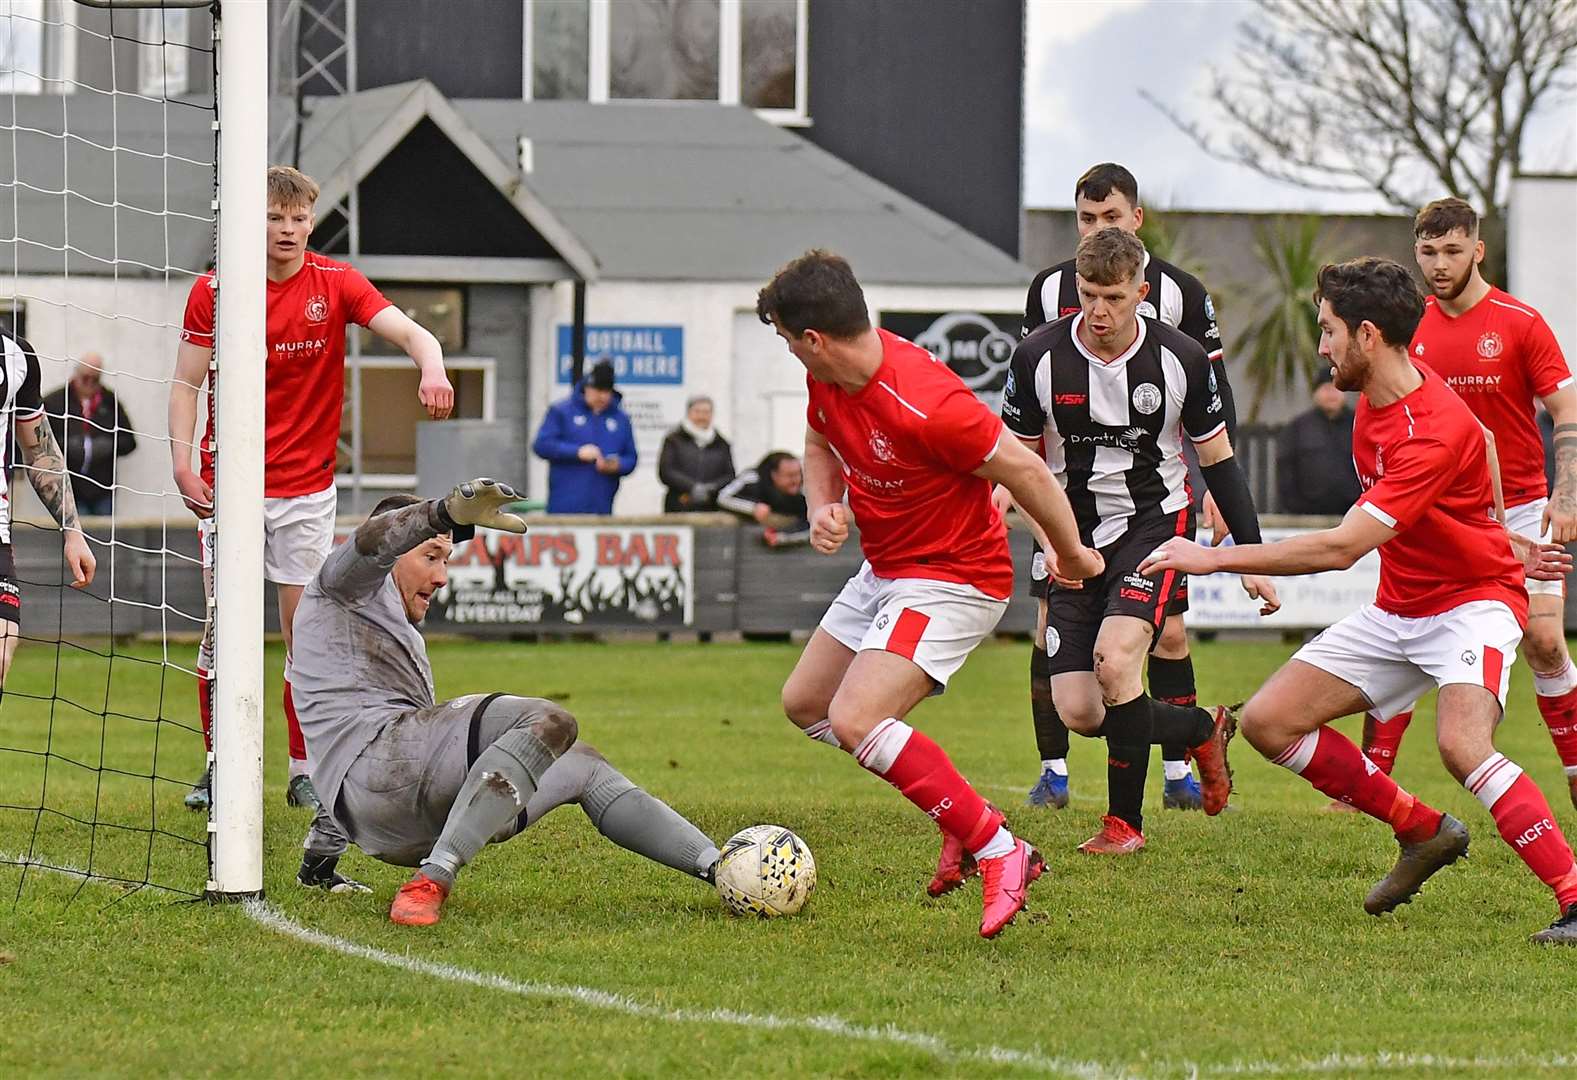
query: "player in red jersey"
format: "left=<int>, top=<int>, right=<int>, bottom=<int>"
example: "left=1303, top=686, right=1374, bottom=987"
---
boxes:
left=169, top=166, right=454, bottom=813
left=757, top=250, right=1103, bottom=938
left=1143, top=258, right=1577, bottom=944
left=1337, top=198, right=1577, bottom=811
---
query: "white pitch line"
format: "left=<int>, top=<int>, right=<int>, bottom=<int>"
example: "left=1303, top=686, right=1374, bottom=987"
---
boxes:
left=242, top=901, right=1113, bottom=1079
left=9, top=853, right=1575, bottom=1078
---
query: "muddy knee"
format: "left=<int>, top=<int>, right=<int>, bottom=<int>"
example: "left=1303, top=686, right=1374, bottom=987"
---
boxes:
left=521, top=700, right=577, bottom=754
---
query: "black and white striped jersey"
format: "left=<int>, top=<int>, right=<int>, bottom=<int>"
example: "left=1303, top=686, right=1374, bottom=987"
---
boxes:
left=1022, top=252, right=1234, bottom=436
left=0, top=328, right=45, bottom=545
left=1000, top=313, right=1225, bottom=547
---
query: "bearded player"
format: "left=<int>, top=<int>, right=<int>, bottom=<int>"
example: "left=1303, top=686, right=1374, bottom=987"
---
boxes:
left=1340, top=199, right=1577, bottom=810
left=1142, top=257, right=1577, bottom=944
left=1018, top=163, right=1240, bottom=812
left=170, top=166, right=454, bottom=813
left=289, top=481, right=723, bottom=923
left=760, top=250, right=1104, bottom=938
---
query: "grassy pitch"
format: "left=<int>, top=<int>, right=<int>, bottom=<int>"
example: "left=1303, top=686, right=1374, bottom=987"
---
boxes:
left=3, top=637, right=1576, bottom=1078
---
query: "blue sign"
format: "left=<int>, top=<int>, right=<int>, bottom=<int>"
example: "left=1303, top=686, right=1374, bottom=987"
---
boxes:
left=556, top=325, right=684, bottom=385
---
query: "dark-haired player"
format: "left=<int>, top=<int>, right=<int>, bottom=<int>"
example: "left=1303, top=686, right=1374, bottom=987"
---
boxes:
left=758, top=249, right=1104, bottom=937
left=1143, top=257, right=1577, bottom=944
left=1001, top=227, right=1275, bottom=855
left=290, top=481, right=723, bottom=925
left=1017, top=163, right=1239, bottom=812
left=1340, top=199, right=1577, bottom=812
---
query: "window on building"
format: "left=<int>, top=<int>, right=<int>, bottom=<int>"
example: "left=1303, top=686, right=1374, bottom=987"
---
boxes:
left=522, top=0, right=806, bottom=121
left=360, top=285, right=466, bottom=356
left=530, top=0, right=588, bottom=101
left=0, top=0, right=45, bottom=94
left=609, top=0, right=718, bottom=101
left=341, top=361, right=492, bottom=477
left=138, top=8, right=189, bottom=97
left=740, top=0, right=797, bottom=110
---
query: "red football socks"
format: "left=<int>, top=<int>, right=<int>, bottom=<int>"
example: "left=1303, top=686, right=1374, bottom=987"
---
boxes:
left=1532, top=672, right=1577, bottom=772
left=1273, top=726, right=1441, bottom=843
left=197, top=667, right=212, bottom=753
left=1466, top=754, right=1577, bottom=911
left=283, top=675, right=307, bottom=762
left=854, top=718, right=1002, bottom=851
left=1361, top=710, right=1412, bottom=776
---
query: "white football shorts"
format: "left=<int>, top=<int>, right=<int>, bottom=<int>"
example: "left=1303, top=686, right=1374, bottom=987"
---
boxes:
left=1507, top=497, right=1564, bottom=598
left=1293, top=599, right=1523, bottom=720
left=819, top=561, right=1008, bottom=691
left=199, top=482, right=338, bottom=586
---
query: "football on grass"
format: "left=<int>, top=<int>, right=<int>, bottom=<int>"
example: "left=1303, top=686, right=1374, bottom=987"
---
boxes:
left=715, top=825, right=816, bottom=917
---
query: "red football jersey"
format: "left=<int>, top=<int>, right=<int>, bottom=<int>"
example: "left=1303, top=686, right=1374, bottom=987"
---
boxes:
left=806, top=329, right=1013, bottom=599
left=1354, top=363, right=1526, bottom=623
left=1412, top=286, right=1571, bottom=506
left=182, top=252, right=392, bottom=498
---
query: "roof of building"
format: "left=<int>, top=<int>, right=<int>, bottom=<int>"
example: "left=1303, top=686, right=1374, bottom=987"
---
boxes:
left=3, top=80, right=1031, bottom=287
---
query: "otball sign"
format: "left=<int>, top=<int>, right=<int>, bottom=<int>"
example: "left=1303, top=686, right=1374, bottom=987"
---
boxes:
left=427, top=525, right=695, bottom=631
left=880, top=311, right=1019, bottom=411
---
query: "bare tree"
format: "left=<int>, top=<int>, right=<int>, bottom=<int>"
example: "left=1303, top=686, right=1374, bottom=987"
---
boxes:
left=1145, top=0, right=1577, bottom=212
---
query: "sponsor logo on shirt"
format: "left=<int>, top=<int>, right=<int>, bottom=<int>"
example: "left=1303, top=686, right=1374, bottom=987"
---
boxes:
left=1415, top=342, right=1426, bottom=356
left=1053, top=393, right=1087, bottom=406
left=1069, top=427, right=1146, bottom=451
left=1059, top=306, right=1080, bottom=317
left=850, top=466, right=903, bottom=493
left=1444, top=374, right=1503, bottom=391
left=1477, top=331, right=1504, bottom=360
left=1375, top=444, right=1385, bottom=476
left=273, top=338, right=327, bottom=354
left=305, top=295, right=329, bottom=323
left=1132, top=383, right=1162, bottom=415
left=869, top=429, right=896, bottom=463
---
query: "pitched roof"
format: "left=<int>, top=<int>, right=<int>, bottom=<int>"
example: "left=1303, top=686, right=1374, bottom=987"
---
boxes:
left=2, top=80, right=1032, bottom=288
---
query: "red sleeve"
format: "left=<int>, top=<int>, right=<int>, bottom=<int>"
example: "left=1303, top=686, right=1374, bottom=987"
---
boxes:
left=1356, top=436, right=1458, bottom=532
left=1523, top=313, right=1572, bottom=399
left=180, top=274, right=215, bottom=347
left=924, top=385, right=1003, bottom=473
left=342, top=266, right=393, bottom=328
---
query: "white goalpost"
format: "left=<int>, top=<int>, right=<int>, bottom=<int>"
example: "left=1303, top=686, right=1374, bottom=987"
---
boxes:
left=0, top=0, right=265, bottom=902
left=205, top=0, right=266, bottom=902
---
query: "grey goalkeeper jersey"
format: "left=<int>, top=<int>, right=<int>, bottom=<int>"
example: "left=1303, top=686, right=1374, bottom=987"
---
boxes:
left=291, top=500, right=449, bottom=814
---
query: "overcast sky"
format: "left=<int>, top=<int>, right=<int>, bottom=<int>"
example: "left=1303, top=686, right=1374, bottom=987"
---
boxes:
left=1023, top=0, right=1577, bottom=212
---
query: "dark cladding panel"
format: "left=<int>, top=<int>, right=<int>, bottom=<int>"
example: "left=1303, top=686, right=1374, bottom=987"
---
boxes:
left=356, top=0, right=524, bottom=99
left=803, top=0, right=1023, bottom=258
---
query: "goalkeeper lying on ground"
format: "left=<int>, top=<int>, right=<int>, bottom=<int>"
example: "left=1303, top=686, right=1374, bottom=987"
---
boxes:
left=290, top=478, right=721, bottom=926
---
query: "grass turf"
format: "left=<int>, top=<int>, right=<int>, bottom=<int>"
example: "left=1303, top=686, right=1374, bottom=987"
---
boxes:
left=2, top=637, right=1576, bottom=1078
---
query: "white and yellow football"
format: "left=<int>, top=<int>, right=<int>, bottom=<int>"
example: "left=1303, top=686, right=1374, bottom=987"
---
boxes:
left=714, top=824, right=816, bottom=917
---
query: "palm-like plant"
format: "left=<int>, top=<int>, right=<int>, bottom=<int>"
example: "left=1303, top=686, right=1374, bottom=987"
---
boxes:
left=1237, top=215, right=1332, bottom=419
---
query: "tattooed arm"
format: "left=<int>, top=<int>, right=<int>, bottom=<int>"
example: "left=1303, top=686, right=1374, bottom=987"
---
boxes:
left=16, top=412, right=96, bottom=588
left=1542, top=385, right=1577, bottom=544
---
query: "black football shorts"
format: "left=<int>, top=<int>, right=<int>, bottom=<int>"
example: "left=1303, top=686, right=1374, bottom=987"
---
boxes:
left=1044, top=508, right=1193, bottom=676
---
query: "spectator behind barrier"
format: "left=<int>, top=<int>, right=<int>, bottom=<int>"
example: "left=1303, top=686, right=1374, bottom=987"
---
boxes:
left=531, top=358, right=637, bottom=514
left=1276, top=368, right=1360, bottom=515
left=44, top=352, right=137, bottom=517
left=718, top=451, right=810, bottom=547
left=658, top=395, right=735, bottom=512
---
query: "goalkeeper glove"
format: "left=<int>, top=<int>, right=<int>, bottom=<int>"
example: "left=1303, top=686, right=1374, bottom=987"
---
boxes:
left=439, top=478, right=528, bottom=541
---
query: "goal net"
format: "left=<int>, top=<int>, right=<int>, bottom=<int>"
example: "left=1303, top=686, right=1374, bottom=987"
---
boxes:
left=0, top=0, right=264, bottom=902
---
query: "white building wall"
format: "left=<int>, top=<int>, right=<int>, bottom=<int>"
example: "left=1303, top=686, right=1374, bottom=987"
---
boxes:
left=527, top=279, right=1030, bottom=514
left=1509, top=175, right=1577, bottom=366
left=12, top=274, right=198, bottom=526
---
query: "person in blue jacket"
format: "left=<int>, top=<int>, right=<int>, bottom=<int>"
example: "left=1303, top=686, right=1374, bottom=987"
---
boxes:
left=532, top=358, right=638, bottom=513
